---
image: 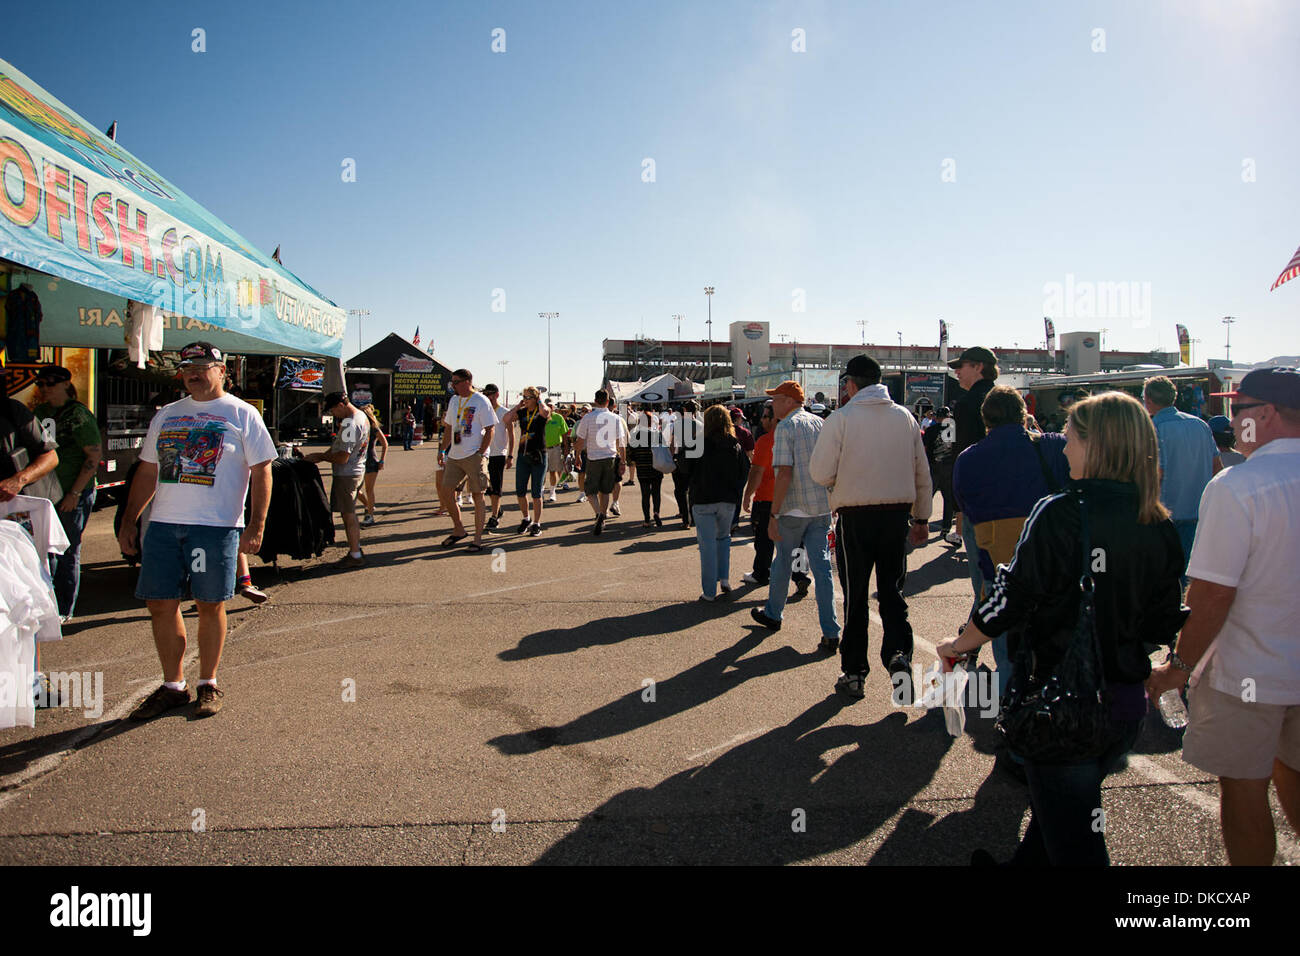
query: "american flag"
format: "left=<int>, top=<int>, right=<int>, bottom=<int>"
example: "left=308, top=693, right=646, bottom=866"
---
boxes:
left=413, top=326, right=421, bottom=345
left=1271, top=243, right=1300, bottom=291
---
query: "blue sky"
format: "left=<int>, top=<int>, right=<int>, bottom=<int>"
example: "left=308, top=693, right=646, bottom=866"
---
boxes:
left=9, top=0, right=1298, bottom=397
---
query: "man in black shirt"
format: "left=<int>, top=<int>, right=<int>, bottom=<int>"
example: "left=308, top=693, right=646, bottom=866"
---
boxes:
left=1, top=373, right=60, bottom=501
left=947, top=345, right=998, bottom=613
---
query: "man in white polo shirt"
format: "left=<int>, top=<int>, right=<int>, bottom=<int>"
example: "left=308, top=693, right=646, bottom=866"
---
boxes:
left=1147, top=367, right=1300, bottom=865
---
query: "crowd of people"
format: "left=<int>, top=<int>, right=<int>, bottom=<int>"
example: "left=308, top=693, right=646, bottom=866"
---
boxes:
left=3, top=338, right=1297, bottom=869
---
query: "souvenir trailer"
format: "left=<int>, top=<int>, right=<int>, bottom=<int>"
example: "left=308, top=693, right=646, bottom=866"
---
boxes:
left=0, top=57, right=347, bottom=499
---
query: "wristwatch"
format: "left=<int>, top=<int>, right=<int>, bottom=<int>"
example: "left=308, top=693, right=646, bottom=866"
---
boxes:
left=1168, top=651, right=1194, bottom=673
left=911, top=518, right=928, bottom=525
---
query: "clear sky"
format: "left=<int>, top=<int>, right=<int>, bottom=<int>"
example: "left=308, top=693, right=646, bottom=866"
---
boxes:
left=10, top=0, right=1298, bottom=397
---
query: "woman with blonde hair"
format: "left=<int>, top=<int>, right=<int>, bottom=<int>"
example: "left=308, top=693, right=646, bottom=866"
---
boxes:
left=501, top=386, right=550, bottom=535
left=937, top=390, right=1187, bottom=865
left=677, top=404, right=747, bottom=600
left=355, top=404, right=388, bottom=527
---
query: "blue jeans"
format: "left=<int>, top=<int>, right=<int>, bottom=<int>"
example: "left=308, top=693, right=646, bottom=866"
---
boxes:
left=692, top=502, right=734, bottom=598
left=962, top=516, right=984, bottom=616
left=52, top=485, right=95, bottom=617
left=136, top=522, right=241, bottom=603
left=515, top=454, right=546, bottom=499
left=1012, top=719, right=1143, bottom=865
left=765, top=513, right=840, bottom=641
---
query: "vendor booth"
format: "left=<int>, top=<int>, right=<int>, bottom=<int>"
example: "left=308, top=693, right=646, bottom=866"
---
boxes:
left=0, top=57, right=347, bottom=490
left=345, top=333, right=452, bottom=444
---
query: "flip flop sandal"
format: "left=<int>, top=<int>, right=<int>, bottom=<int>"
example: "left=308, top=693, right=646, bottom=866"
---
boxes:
left=465, top=542, right=484, bottom=553
left=441, top=533, right=468, bottom=547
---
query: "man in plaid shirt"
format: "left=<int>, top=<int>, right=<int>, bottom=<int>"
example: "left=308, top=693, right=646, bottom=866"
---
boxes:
left=749, top=381, right=841, bottom=653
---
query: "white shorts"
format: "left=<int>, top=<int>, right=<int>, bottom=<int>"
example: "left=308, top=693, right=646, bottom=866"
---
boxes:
left=1183, top=684, right=1300, bottom=779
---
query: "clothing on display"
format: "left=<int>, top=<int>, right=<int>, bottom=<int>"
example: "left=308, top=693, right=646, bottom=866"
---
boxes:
left=256, top=457, right=335, bottom=562
left=125, top=299, right=166, bottom=369
left=0, top=496, right=69, bottom=730
left=1, top=283, right=43, bottom=364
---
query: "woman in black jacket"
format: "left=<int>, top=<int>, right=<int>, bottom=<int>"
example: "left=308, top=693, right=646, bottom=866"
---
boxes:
left=679, top=405, right=747, bottom=602
left=937, top=390, right=1187, bottom=865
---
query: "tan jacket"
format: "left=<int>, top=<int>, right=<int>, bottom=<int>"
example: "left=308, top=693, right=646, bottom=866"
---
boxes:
left=809, top=385, right=933, bottom=517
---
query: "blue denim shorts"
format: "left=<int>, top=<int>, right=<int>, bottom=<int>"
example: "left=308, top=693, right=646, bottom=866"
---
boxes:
left=136, top=522, right=241, bottom=603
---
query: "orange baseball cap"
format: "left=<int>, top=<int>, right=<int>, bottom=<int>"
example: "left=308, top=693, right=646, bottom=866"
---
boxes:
left=765, top=380, right=805, bottom=403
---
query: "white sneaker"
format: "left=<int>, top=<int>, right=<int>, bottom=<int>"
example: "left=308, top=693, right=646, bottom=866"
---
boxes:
left=945, top=531, right=962, bottom=545
left=741, top=572, right=761, bottom=585
left=577, top=493, right=587, bottom=503
left=610, top=504, right=621, bottom=517
left=547, top=491, right=557, bottom=503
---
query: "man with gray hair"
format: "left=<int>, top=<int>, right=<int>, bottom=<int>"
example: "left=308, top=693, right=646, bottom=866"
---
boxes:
left=1143, top=374, right=1221, bottom=575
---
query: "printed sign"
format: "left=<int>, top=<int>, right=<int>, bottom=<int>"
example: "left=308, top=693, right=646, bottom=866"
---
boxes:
left=276, top=357, right=324, bottom=390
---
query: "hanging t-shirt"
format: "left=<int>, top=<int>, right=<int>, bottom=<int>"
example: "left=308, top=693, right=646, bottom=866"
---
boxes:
left=139, top=393, right=277, bottom=528
left=331, top=409, right=369, bottom=478
left=443, top=391, right=495, bottom=461
left=0, top=493, right=70, bottom=567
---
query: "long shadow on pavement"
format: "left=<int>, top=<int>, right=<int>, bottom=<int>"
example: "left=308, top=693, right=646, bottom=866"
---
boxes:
left=491, top=628, right=816, bottom=752
left=533, top=699, right=975, bottom=864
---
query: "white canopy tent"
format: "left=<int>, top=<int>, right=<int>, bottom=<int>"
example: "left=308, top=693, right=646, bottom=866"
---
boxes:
left=607, top=373, right=700, bottom=405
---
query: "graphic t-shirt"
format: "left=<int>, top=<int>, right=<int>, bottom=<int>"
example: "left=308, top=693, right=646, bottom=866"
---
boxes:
left=139, top=394, right=277, bottom=529
left=34, top=401, right=102, bottom=495
left=331, top=410, right=369, bottom=478
left=443, top=392, right=495, bottom=461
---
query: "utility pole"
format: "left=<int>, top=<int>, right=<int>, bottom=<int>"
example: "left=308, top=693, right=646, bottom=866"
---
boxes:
left=672, top=313, right=684, bottom=340
left=347, top=308, right=370, bottom=357
left=703, top=287, right=714, bottom=379
left=1222, top=316, right=1236, bottom=364
left=857, top=319, right=867, bottom=346
left=539, top=312, right=559, bottom=396
left=498, top=359, right=509, bottom=405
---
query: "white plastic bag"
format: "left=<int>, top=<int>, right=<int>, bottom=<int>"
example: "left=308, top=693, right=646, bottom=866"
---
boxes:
left=923, top=658, right=968, bottom=736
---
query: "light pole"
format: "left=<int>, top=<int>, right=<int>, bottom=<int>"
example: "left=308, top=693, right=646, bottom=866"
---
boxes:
left=857, top=319, right=867, bottom=346
left=539, top=312, right=559, bottom=396
left=498, top=360, right=509, bottom=405
left=347, top=308, right=370, bottom=356
left=703, top=287, right=714, bottom=378
left=897, top=331, right=903, bottom=369
left=1222, top=316, right=1236, bottom=364
left=672, top=313, right=684, bottom=340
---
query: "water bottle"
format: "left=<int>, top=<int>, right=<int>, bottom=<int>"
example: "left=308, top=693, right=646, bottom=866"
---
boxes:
left=1157, top=689, right=1188, bottom=729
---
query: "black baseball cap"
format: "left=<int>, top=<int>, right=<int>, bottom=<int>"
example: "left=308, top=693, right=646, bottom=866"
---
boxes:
left=36, top=364, right=72, bottom=384
left=947, top=346, right=998, bottom=370
left=1211, top=367, right=1300, bottom=407
left=178, top=342, right=224, bottom=366
left=482, top=383, right=499, bottom=394
left=841, top=354, right=881, bottom=380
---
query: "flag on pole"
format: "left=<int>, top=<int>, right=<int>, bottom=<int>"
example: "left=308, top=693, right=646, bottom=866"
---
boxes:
left=746, top=350, right=752, bottom=368
left=271, top=245, right=281, bottom=264
left=1271, top=243, right=1300, bottom=291
left=792, top=340, right=799, bottom=368
left=939, top=320, right=949, bottom=369
left=1176, top=324, right=1190, bottom=365
left=105, top=121, right=117, bottom=141
left=413, top=326, right=420, bottom=346
left=1044, top=317, right=1056, bottom=352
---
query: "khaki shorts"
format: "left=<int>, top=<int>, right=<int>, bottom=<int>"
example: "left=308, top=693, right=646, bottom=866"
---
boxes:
left=331, top=475, right=362, bottom=515
left=1183, top=684, right=1300, bottom=779
left=441, top=452, right=487, bottom=495
left=547, top=446, right=564, bottom=472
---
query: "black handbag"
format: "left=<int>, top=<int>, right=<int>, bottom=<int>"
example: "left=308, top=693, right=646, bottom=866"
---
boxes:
left=996, top=492, right=1114, bottom=762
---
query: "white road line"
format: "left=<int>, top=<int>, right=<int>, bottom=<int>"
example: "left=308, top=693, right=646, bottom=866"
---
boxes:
left=685, top=727, right=769, bottom=763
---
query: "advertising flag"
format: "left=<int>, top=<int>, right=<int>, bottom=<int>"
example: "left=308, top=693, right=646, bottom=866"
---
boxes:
left=939, top=320, right=949, bottom=369
left=1176, top=324, right=1190, bottom=365
left=1044, top=317, right=1056, bottom=352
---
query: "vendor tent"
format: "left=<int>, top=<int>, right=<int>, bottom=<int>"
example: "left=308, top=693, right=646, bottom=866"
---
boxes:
left=608, top=372, right=698, bottom=404
left=0, top=58, right=345, bottom=358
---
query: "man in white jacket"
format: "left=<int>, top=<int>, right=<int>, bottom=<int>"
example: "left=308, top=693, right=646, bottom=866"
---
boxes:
left=810, top=355, right=932, bottom=704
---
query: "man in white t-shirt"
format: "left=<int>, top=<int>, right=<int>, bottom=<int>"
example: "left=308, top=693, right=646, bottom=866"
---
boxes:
left=481, top=384, right=510, bottom=529
left=573, top=389, right=627, bottom=535
left=437, top=368, right=495, bottom=552
left=1147, top=367, right=1300, bottom=865
left=305, top=392, right=369, bottom=568
left=118, top=342, right=276, bottom=720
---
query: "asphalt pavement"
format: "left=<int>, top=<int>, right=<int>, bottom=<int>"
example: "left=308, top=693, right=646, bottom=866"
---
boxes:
left=1, top=444, right=1294, bottom=865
